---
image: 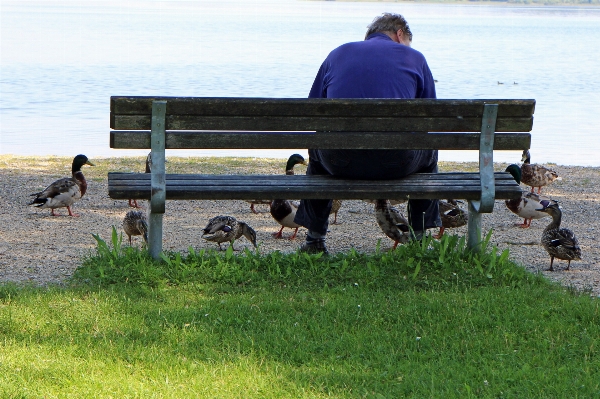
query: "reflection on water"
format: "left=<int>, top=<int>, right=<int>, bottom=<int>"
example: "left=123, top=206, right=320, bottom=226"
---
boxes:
left=1, top=0, right=599, bottom=166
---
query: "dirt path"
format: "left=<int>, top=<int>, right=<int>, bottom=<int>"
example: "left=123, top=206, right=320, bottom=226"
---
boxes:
left=1, top=158, right=598, bottom=295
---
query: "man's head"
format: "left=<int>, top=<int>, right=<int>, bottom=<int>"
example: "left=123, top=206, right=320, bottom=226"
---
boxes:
left=365, top=13, right=412, bottom=45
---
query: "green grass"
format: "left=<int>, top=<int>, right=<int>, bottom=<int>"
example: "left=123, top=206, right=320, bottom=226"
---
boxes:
left=1, top=232, right=599, bottom=398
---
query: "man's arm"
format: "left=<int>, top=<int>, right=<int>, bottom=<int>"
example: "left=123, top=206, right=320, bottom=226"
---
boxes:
left=308, top=62, right=328, bottom=98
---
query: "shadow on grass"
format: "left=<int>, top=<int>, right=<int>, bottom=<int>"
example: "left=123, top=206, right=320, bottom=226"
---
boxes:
left=1, top=232, right=599, bottom=397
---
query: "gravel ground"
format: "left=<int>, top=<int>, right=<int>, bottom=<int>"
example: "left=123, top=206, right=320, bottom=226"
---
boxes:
left=1, top=160, right=599, bottom=296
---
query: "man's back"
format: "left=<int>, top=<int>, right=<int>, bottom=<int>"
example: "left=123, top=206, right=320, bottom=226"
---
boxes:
left=309, top=33, right=436, bottom=99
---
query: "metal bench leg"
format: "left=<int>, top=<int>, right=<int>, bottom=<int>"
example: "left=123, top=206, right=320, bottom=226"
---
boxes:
left=467, top=200, right=482, bottom=252
left=149, top=101, right=167, bottom=259
left=467, top=104, right=498, bottom=253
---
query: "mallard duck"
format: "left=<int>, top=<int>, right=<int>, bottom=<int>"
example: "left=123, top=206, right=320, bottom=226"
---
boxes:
left=202, top=215, right=257, bottom=250
left=248, top=153, right=308, bottom=213
left=123, top=210, right=148, bottom=245
left=520, top=150, right=560, bottom=194
left=505, top=164, right=554, bottom=228
left=28, top=154, right=94, bottom=217
left=270, top=154, right=307, bottom=239
left=128, top=153, right=151, bottom=208
left=330, top=199, right=343, bottom=225
left=433, top=199, right=468, bottom=239
left=536, top=202, right=581, bottom=271
left=374, top=199, right=410, bottom=249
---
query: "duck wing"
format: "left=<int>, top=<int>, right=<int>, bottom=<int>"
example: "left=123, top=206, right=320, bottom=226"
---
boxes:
left=203, top=216, right=234, bottom=235
left=551, top=228, right=580, bottom=251
left=29, top=177, right=80, bottom=205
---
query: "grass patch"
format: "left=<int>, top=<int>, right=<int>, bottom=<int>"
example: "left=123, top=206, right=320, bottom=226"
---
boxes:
left=1, top=232, right=599, bottom=398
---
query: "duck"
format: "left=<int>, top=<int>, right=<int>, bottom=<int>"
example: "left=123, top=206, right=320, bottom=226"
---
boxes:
left=330, top=199, right=343, bottom=225
left=202, top=215, right=257, bottom=250
left=270, top=154, right=307, bottom=240
left=123, top=210, right=148, bottom=246
left=248, top=153, right=308, bottom=214
left=128, top=152, right=151, bottom=208
left=520, top=150, right=560, bottom=194
left=374, top=199, right=410, bottom=249
left=504, top=164, right=554, bottom=228
left=28, top=154, right=94, bottom=217
left=536, top=202, right=581, bottom=271
left=433, top=199, right=468, bottom=238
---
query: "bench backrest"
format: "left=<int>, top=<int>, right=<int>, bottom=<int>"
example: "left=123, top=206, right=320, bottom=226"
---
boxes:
left=110, top=97, right=534, bottom=150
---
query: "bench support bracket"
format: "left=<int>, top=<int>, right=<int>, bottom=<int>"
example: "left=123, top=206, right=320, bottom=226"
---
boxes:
left=149, top=100, right=167, bottom=259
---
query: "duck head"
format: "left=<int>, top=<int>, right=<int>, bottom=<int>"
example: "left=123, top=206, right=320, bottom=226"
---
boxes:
left=145, top=152, right=152, bottom=173
left=285, top=154, right=308, bottom=174
left=521, top=150, right=531, bottom=164
left=241, top=223, right=257, bottom=248
left=72, top=154, right=94, bottom=173
left=505, top=164, right=522, bottom=184
left=535, top=201, right=561, bottom=214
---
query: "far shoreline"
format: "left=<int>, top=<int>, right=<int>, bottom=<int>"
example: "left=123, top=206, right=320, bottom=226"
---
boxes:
left=308, top=0, right=600, bottom=7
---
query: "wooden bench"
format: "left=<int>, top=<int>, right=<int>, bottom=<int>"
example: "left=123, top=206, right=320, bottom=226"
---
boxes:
left=108, top=97, right=534, bottom=258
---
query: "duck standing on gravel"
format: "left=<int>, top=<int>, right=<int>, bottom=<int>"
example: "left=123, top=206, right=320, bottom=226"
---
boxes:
left=128, top=153, right=151, bottom=208
left=270, top=154, right=307, bottom=239
left=536, top=202, right=581, bottom=271
left=202, top=215, right=257, bottom=250
left=330, top=199, right=343, bottom=225
left=28, top=154, right=94, bottom=217
left=123, top=210, right=148, bottom=246
left=433, top=199, right=468, bottom=238
left=374, top=199, right=411, bottom=249
left=520, top=150, right=561, bottom=194
left=505, top=164, right=555, bottom=228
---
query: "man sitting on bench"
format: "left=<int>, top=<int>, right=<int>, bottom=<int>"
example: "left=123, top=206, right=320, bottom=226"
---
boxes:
left=295, top=12, right=441, bottom=254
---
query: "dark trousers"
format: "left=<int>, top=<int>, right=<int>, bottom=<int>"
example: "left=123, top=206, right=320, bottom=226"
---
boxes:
left=294, top=149, right=442, bottom=236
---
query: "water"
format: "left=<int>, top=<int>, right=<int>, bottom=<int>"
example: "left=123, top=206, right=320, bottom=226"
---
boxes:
left=1, top=0, right=599, bottom=166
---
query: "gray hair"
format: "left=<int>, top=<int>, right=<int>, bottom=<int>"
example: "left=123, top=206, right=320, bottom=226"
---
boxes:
left=365, top=12, right=413, bottom=42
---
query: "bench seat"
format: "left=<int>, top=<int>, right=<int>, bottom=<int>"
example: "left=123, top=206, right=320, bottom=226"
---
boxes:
left=108, top=172, right=522, bottom=201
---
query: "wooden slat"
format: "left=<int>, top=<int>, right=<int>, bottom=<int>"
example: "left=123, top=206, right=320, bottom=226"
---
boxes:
left=111, top=97, right=536, bottom=118
left=110, top=115, right=533, bottom=132
left=110, top=130, right=531, bottom=150
left=108, top=172, right=522, bottom=201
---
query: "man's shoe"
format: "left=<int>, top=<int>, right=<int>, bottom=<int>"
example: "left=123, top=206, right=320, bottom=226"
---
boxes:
left=299, top=238, right=329, bottom=255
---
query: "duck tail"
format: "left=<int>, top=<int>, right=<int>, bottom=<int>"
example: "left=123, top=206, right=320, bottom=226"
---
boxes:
left=28, top=196, right=47, bottom=206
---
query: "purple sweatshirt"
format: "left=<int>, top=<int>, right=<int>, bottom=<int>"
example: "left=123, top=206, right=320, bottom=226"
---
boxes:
left=309, top=33, right=436, bottom=99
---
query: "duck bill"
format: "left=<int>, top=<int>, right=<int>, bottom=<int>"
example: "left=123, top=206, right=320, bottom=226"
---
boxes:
left=85, top=161, right=95, bottom=166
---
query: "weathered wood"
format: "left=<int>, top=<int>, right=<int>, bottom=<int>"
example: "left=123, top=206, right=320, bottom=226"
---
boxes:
left=108, top=172, right=522, bottom=201
left=110, top=131, right=531, bottom=150
left=107, top=96, right=536, bottom=257
left=111, top=97, right=536, bottom=118
left=110, top=115, right=533, bottom=132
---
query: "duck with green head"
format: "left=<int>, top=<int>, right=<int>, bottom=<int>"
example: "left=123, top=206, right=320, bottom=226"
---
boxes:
left=270, top=154, right=307, bottom=239
left=505, top=164, right=555, bottom=228
left=28, top=154, right=94, bottom=217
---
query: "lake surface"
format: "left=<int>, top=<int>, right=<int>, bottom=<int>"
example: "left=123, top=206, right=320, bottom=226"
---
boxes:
left=1, top=0, right=599, bottom=166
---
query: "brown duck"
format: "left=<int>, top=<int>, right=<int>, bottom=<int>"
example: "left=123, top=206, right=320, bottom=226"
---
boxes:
left=537, top=202, right=582, bottom=271
left=520, top=150, right=560, bottom=194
